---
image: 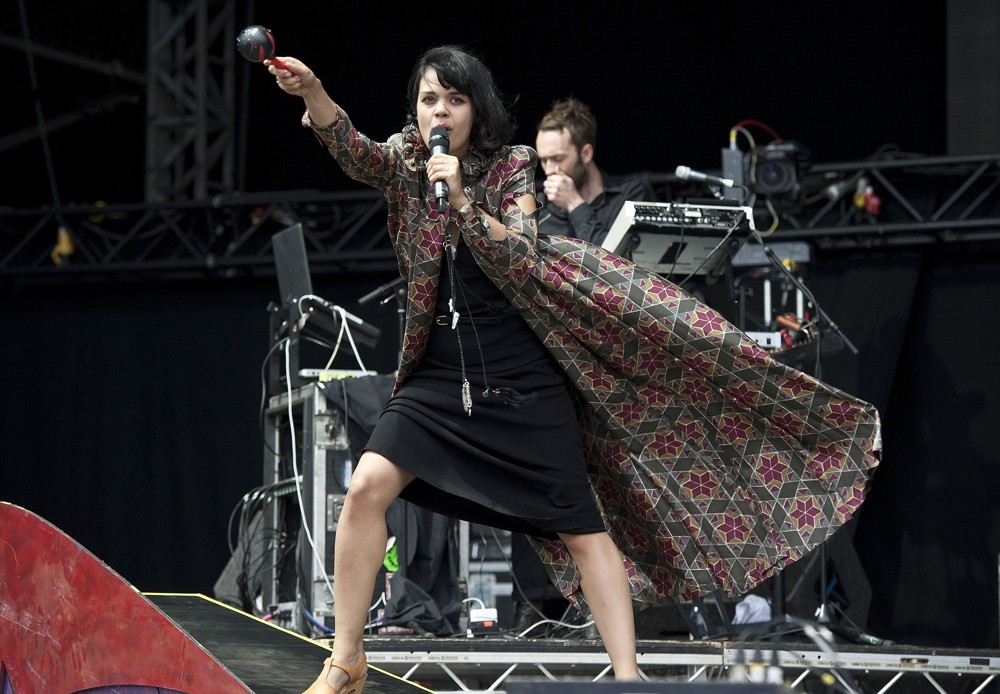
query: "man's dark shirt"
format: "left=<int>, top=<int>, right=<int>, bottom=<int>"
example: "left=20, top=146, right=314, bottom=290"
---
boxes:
left=536, top=169, right=647, bottom=246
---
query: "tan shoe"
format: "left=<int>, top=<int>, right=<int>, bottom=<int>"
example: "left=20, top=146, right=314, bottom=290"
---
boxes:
left=301, top=653, right=368, bottom=694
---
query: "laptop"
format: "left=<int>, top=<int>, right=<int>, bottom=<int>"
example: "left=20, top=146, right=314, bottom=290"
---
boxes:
left=272, top=223, right=314, bottom=323
left=270, top=223, right=381, bottom=348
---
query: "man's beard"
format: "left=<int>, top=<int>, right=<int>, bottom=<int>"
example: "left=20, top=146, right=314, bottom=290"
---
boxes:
left=569, top=159, right=589, bottom=191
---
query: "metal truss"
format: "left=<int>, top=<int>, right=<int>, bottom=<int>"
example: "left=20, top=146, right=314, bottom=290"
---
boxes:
left=145, top=0, right=235, bottom=202
left=363, top=637, right=1000, bottom=694
left=4, top=1, right=237, bottom=203
left=0, top=188, right=397, bottom=286
left=2, top=154, right=999, bottom=286
left=752, top=152, right=1000, bottom=249
left=643, top=152, right=1000, bottom=250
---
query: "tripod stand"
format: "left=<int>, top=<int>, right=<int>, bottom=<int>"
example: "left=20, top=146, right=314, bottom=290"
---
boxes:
left=750, top=231, right=858, bottom=363
left=733, top=231, right=858, bottom=626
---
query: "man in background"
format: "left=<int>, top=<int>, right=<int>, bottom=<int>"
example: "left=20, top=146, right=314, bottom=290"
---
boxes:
left=534, top=97, right=647, bottom=245
left=509, top=98, right=648, bottom=635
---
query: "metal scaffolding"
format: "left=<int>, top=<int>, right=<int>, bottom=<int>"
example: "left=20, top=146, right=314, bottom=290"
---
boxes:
left=141, top=591, right=1000, bottom=694
left=361, top=636, right=1000, bottom=694
left=2, top=154, right=999, bottom=286
left=145, top=0, right=235, bottom=203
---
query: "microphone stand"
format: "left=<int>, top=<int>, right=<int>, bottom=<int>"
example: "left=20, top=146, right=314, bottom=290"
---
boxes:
left=357, top=276, right=407, bottom=368
left=710, top=183, right=856, bottom=628
left=750, top=230, right=858, bottom=625
left=751, top=231, right=858, bottom=361
left=358, top=276, right=406, bottom=307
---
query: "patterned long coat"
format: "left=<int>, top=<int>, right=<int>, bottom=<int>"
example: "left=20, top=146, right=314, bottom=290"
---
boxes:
left=309, top=108, right=882, bottom=609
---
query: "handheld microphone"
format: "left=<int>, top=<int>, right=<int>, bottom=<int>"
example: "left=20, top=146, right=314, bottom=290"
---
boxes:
left=675, top=165, right=735, bottom=188
left=828, top=624, right=896, bottom=647
left=428, top=126, right=450, bottom=208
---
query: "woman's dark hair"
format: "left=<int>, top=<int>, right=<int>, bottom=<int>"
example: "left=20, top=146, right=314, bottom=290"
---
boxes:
left=405, top=45, right=516, bottom=152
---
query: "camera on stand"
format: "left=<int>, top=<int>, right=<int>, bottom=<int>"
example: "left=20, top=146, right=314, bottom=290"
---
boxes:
left=722, top=140, right=812, bottom=204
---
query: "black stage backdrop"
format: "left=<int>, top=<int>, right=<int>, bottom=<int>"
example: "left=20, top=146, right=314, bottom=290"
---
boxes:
left=0, top=274, right=402, bottom=597
left=2, top=2, right=949, bottom=209
left=3, top=246, right=999, bottom=650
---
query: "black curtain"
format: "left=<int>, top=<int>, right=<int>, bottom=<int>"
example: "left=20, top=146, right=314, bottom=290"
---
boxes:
left=1, top=276, right=400, bottom=593
left=855, top=246, right=1000, bottom=648
left=3, top=245, right=998, bottom=648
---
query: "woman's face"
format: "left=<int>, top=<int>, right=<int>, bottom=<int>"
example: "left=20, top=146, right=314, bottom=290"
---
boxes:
left=416, top=68, right=474, bottom=158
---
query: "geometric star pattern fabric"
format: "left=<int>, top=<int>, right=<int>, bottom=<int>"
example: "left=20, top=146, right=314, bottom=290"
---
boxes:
left=485, top=234, right=882, bottom=608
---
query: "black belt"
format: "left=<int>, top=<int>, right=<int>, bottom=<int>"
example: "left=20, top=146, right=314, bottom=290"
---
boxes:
left=434, top=314, right=504, bottom=326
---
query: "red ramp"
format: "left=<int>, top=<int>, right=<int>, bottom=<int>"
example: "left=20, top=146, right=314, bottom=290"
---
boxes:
left=0, top=501, right=252, bottom=693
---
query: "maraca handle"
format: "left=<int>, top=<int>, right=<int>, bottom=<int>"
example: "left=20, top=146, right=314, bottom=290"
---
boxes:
left=271, top=56, right=291, bottom=71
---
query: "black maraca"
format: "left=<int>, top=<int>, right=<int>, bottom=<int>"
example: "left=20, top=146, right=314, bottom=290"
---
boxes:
left=236, top=25, right=292, bottom=72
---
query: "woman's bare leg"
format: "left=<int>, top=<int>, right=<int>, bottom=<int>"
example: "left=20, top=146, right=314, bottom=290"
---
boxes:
left=559, top=531, right=640, bottom=680
left=314, top=451, right=414, bottom=691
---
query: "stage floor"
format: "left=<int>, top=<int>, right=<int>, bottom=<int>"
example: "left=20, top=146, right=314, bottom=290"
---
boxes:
left=147, top=593, right=431, bottom=694
left=150, top=594, right=1000, bottom=693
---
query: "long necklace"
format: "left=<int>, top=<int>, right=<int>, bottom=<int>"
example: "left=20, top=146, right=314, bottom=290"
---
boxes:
left=443, top=232, right=493, bottom=417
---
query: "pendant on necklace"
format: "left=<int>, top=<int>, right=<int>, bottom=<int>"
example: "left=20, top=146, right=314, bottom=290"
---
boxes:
left=462, top=379, right=472, bottom=416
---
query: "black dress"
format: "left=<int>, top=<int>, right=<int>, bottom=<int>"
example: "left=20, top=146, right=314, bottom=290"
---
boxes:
left=365, top=240, right=604, bottom=539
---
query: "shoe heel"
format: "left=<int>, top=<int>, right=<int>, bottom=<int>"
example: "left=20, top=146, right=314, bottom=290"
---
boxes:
left=343, top=670, right=368, bottom=694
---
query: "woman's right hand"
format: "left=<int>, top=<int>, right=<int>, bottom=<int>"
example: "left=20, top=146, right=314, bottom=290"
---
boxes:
left=266, top=56, right=339, bottom=127
left=266, top=57, right=317, bottom=95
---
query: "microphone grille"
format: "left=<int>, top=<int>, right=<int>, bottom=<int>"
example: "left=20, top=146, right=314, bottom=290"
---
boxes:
left=429, top=125, right=449, bottom=146
left=675, top=165, right=691, bottom=179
